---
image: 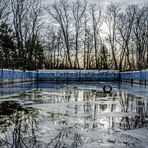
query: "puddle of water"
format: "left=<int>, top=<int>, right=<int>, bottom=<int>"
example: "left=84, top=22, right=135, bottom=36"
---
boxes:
left=0, top=82, right=148, bottom=148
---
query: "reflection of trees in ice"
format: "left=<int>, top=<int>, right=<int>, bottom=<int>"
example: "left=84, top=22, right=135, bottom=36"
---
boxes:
left=119, top=115, right=147, bottom=130
left=0, top=108, right=45, bottom=148
left=0, top=87, right=148, bottom=147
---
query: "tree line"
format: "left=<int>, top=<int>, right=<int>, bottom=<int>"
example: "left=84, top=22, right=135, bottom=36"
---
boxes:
left=0, top=0, right=148, bottom=71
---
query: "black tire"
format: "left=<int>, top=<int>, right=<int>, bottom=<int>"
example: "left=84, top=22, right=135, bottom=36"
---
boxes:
left=103, top=85, right=112, bottom=93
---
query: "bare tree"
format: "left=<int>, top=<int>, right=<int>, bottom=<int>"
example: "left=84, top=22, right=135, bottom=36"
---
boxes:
left=133, top=6, right=148, bottom=70
left=89, top=4, right=102, bottom=69
left=1, top=0, right=146, bottom=70
left=72, top=0, right=87, bottom=69
left=117, top=5, right=136, bottom=71
left=46, top=0, right=73, bottom=68
left=0, top=0, right=10, bottom=22
left=10, top=0, right=29, bottom=58
left=10, top=0, right=43, bottom=69
left=24, top=0, right=43, bottom=69
left=104, top=2, right=120, bottom=70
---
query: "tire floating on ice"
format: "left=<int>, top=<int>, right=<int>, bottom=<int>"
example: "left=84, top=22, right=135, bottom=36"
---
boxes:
left=103, top=85, right=112, bottom=93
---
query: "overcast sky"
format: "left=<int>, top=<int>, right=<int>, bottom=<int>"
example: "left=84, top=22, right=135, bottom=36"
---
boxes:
left=99, top=0, right=147, bottom=9
left=44, top=0, right=148, bottom=6
left=90, top=0, right=147, bottom=5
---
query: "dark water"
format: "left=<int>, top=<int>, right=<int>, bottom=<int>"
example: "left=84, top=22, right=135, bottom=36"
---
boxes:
left=0, top=82, right=148, bottom=148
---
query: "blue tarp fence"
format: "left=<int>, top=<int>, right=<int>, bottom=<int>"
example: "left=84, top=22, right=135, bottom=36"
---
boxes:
left=0, top=69, right=148, bottom=83
left=0, top=69, right=37, bottom=82
left=37, top=70, right=120, bottom=81
left=120, top=70, right=148, bottom=81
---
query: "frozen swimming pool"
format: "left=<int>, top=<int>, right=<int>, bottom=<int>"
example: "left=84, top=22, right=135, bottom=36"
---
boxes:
left=0, top=82, right=148, bottom=148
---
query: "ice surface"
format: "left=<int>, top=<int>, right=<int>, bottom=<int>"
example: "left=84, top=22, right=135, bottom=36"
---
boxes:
left=0, top=81, right=148, bottom=147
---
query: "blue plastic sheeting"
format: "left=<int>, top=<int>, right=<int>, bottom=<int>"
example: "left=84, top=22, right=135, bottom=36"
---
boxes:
left=120, top=70, right=148, bottom=81
left=67, top=73, right=79, bottom=80
left=120, top=72, right=133, bottom=80
left=38, top=72, right=55, bottom=80
left=37, top=70, right=148, bottom=82
left=139, top=72, right=146, bottom=80
left=0, top=69, right=148, bottom=82
left=59, top=73, right=65, bottom=78
left=0, top=69, right=36, bottom=81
